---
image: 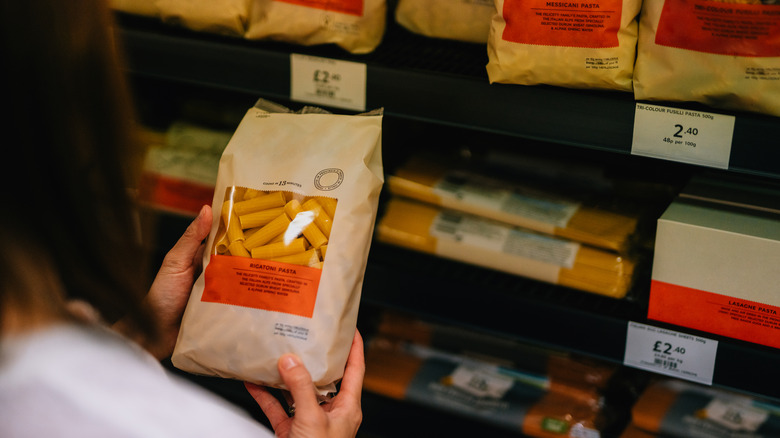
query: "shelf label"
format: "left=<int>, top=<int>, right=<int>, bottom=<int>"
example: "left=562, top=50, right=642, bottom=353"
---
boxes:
left=623, top=321, right=718, bottom=385
left=631, top=103, right=735, bottom=169
left=290, top=54, right=367, bottom=111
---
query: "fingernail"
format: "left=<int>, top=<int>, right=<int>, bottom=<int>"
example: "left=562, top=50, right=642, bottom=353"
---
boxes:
left=280, top=354, right=300, bottom=370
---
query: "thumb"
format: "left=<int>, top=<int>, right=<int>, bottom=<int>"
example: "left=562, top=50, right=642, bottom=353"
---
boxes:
left=162, top=205, right=212, bottom=271
left=278, top=354, right=321, bottom=415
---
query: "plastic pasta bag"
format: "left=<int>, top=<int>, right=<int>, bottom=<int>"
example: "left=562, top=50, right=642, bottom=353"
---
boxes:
left=395, top=0, right=496, bottom=44
left=171, top=99, right=383, bottom=395
left=486, top=0, right=642, bottom=91
left=245, top=0, right=387, bottom=54
left=633, top=0, right=780, bottom=117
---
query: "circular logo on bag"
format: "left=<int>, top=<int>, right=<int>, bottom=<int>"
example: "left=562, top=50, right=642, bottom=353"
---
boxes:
left=314, top=168, right=344, bottom=191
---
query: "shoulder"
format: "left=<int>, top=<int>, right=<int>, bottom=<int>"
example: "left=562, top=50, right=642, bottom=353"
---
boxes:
left=0, top=324, right=274, bottom=438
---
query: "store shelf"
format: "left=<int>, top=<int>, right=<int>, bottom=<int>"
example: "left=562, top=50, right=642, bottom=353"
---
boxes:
left=117, top=13, right=780, bottom=180
left=123, top=10, right=780, bottom=408
left=361, top=244, right=780, bottom=402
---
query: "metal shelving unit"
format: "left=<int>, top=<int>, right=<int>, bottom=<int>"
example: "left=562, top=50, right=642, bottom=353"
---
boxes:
left=118, top=11, right=780, bottom=406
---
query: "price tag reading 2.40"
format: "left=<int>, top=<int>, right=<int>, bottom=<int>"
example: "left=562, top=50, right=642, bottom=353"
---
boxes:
left=290, top=54, right=367, bottom=111
left=631, top=103, right=735, bottom=169
left=624, top=321, right=719, bottom=385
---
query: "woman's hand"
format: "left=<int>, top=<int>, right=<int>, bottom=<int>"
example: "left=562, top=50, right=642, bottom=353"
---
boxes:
left=127, top=205, right=213, bottom=360
left=245, top=330, right=365, bottom=438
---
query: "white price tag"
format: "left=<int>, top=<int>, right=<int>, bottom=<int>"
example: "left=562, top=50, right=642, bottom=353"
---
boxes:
left=623, top=321, right=719, bottom=385
left=631, top=103, right=735, bottom=169
left=290, top=54, right=367, bottom=111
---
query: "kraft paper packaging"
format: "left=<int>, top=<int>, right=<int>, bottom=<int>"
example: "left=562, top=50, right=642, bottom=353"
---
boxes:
left=171, top=99, right=383, bottom=394
left=110, top=0, right=251, bottom=36
left=633, top=0, right=780, bottom=117
left=245, top=0, right=387, bottom=54
left=486, top=0, right=642, bottom=91
left=395, top=0, right=496, bottom=43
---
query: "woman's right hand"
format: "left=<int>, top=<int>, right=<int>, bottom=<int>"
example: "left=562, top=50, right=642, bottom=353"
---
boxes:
left=245, top=330, right=365, bottom=438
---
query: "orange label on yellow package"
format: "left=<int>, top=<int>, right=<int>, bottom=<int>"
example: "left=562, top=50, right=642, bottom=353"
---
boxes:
left=502, top=0, right=623, bottom=48
left=276, top=0, right=364, bottom=16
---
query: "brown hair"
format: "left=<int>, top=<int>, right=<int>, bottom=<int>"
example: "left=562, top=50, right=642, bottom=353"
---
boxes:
left=0, top=0, right=155, bottom=338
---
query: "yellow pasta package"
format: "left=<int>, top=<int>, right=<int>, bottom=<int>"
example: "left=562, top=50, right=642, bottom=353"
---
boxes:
left=171, top=99, right=383, bottom=394
left=486, top=0, right=642, bottom=91
left=633, top=0, right=780, bottom=117
left=395, top=0, right=496, bottom=44
left=245, top=0, right=387, bottom=54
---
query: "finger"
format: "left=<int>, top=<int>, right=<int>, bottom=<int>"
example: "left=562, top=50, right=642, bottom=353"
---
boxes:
left=162, top=205, right=212, bottom=272
left=277, top=354, right=321, bottom=415
left=244, top=382, right=289, bottom=429
left=337, top=330, right=365, bottom=401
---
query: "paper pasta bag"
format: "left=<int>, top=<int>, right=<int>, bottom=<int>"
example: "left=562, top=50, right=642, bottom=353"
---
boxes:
left=171, top=99, right=383, bottom=394
left=633, top=0, right=780, bottom=117
left=395, top=0, right=496, bottom=44
left=245, top=0, right=387, bottom=54
left=486, top=0, right=642, bottom=91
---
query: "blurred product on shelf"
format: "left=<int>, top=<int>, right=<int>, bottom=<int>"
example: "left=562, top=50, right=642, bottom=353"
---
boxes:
left=634, top=0, right=780, bottom=117
left=245, top=0, right=386, bottom=54
left=111, top=0, right=249, bottom=36
left=625, top=379, right=780, bottom=437
left=486, top=0, right=642, bottom=91
left=137, top=121, right=233, bottom=216
left=374, top=310, right=621, bottom=395
left=394, top=0, right=494, bottom=44
left=387, top=153, right=641, bottom=254
left=648, top=175, right=780, bottom=349
left=375, top=197, right=636, bottom=298
left=363, top=331, right=625, bottom=437
left=111, top=0, right=387, bottom=54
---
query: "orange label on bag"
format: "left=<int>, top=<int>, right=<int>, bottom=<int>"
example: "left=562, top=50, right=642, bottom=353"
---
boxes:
left=275, top=0, right=363, bottom=16
left=502, top=0, right=622, bottom=48
left=202, top=254, right=321, bottom=318
left=655, top=0, right=780, bottom=57
left=649, top=280, right=780, bottom=349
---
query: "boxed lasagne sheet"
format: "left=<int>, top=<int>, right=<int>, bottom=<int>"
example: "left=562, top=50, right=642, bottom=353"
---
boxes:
left=387, top=154, right=640, bottom=254
left=648, top=176, right=780, bottom=349
left=375, top=197, right=636, bottom=298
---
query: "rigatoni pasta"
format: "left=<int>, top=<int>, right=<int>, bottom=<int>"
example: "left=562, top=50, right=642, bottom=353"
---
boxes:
left=172, top=99, right=383, bottom=395
left=212, top=187, right=338, bottom=269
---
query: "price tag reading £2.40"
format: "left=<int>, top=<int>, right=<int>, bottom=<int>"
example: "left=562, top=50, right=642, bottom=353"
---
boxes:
left=290, top=54, right=367, bottom=111
left=624, top=321, right=719, bottom=385
left=631, top=103, right=735, bottom=169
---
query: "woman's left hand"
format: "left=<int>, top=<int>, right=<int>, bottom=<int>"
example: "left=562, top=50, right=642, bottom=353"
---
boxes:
left=140, top=204, right=212, bottom=359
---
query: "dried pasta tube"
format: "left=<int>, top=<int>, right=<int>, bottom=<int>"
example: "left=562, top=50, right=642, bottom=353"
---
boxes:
left=214, top=232, right=230, bottom=255
left=242, top=188, right=265, bottom=200
left=228, top=240, right=251, bottom=258
left=270, top=248, right=321, bottom=267
left=285, top=199, right=329, bottom=249
left=234, top=191, right=286, bottom=216
left=221, top=201, right=244, bottom=243
left=251, top=237, right=307, bottom=260
left=238, top=207, right=285, bottom=229
left=317, top=197, right=337, bottom=219
left=319, top=244, right=327, bottom=259
left=303, top=198, right=333, bottom=237
left=243, top=213, right=291, bottom=250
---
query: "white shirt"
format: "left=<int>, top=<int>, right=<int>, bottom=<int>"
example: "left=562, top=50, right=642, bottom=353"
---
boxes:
left=0, top=323, right=275, bottom=438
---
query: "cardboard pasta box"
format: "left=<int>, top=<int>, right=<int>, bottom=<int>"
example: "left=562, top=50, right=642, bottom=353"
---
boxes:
left=648, top=176, right=780, bottom=349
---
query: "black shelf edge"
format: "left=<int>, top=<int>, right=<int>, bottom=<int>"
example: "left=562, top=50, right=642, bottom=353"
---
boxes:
left=117, top=17, right=780, bottom=180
